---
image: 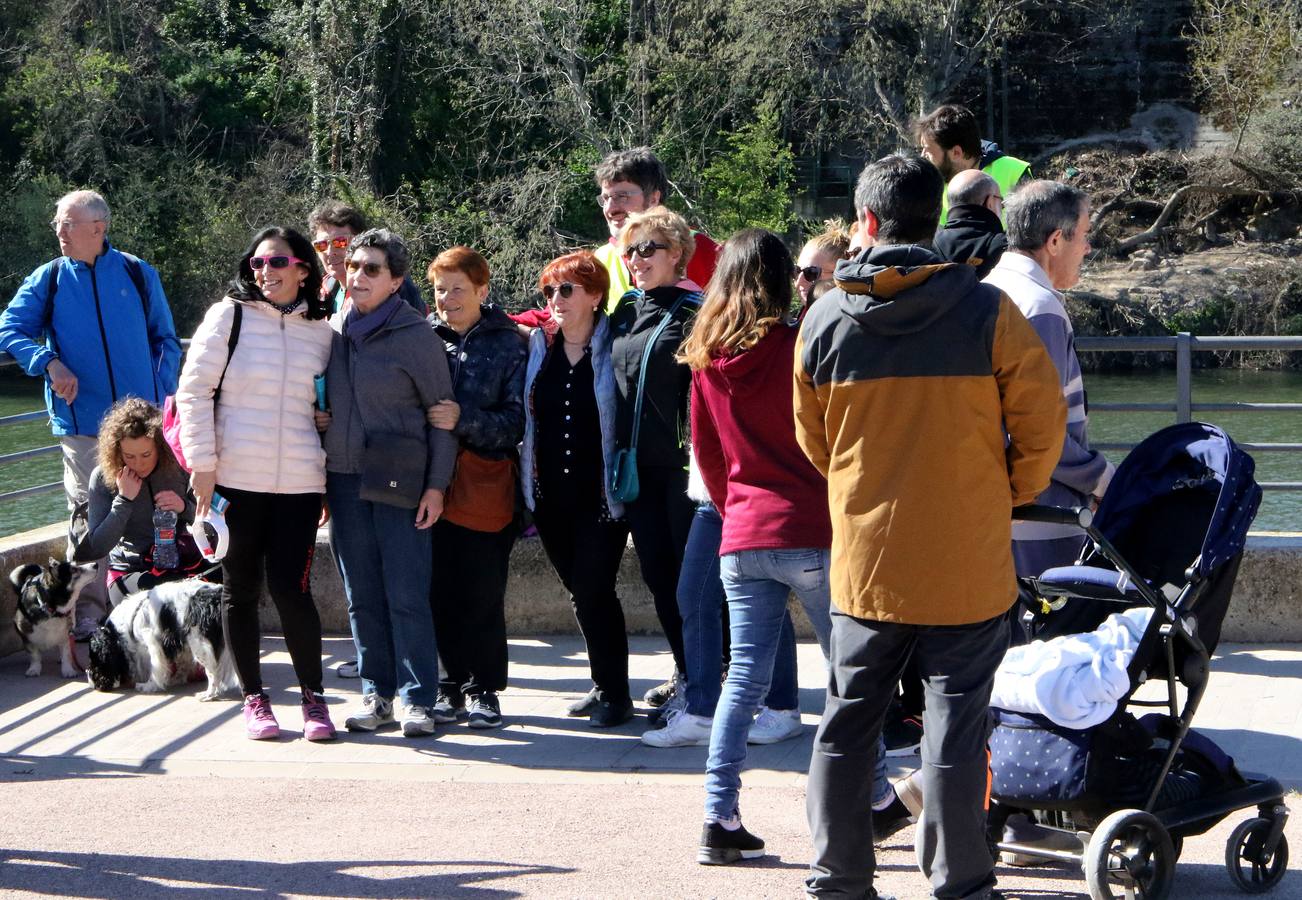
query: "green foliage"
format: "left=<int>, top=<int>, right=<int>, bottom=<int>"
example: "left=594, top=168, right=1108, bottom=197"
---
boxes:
left=699, top=108, right=795, bottom=239
left=1166, top=293, right=1237, bottom=335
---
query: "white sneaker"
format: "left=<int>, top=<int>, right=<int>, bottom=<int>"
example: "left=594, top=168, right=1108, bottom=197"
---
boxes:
left=747, top=707, right=803, bottom=744
left=401, top=704, right=436, bottom=737
left=343, top=693, right=394, bottom=732
left=641, top=710, right=713, bottom=747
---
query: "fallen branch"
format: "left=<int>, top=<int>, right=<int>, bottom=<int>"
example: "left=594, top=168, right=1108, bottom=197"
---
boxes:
left=1111, top=184, right=1288, bottom=255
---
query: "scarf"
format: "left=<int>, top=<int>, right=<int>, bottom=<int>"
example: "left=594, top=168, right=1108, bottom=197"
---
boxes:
left=344, top=292, right=402, bottom=349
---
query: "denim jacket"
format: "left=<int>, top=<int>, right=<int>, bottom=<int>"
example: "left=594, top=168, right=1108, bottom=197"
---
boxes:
left=520, top=313, right=623, bottom=518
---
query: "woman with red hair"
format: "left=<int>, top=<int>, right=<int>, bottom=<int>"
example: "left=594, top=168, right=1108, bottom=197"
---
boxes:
left=520, top=250, right=634, bottom=728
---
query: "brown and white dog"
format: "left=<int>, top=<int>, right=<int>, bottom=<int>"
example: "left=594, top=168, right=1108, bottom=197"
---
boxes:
left=9, top=559, right=96, bottom=677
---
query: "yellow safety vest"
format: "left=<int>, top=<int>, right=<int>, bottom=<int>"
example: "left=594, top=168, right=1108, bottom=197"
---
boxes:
left=939, top=154, right=1031, bottom=226
left=594, top=242, right=632, bottom=313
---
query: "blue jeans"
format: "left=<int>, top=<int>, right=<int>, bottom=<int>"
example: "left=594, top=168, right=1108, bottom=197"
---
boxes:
left=677, top=504, right=800, bottom=717
left=704, top=547, right=890, bottom=820
left=327, top=473, right=439, bottom=707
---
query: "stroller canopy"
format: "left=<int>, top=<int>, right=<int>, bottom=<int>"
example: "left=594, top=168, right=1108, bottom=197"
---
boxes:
left=1092, top=422, right=1261, bottom=579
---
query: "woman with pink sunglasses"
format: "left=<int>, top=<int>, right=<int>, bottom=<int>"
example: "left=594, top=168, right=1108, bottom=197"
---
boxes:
left=176, top=226, right=335, bottom=742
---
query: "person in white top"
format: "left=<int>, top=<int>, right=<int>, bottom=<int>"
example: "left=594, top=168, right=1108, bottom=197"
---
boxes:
left=175, top=226, right=335, bottom=743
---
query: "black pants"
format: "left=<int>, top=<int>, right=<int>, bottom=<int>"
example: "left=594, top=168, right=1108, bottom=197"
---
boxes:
left=219, top=486, right=324, bottom=696
left=623, top=464, right=694, bottom=673
left=533, top=501, right=631, bottom=705
left=431, top=518, right=516, bottom=697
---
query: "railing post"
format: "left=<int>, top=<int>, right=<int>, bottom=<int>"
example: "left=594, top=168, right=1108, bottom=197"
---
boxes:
left=1175, top=332, right=1192, bottom=423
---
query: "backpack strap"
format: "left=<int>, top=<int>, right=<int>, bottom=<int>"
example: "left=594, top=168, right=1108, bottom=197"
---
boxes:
left=120, top=252, right=151, bottom=319
left=213, top=301, right=244, bottom=402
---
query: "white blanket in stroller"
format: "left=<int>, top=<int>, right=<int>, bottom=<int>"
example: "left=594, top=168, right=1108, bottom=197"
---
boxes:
left=991, top=607, right=1154, bottom=730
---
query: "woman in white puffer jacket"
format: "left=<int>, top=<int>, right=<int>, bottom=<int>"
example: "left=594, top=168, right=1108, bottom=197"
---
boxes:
left=176, top=226, right=335, bottom=743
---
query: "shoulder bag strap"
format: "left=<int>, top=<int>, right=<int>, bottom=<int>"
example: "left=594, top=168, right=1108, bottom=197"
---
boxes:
left=627, top=292, right=692, bottom=452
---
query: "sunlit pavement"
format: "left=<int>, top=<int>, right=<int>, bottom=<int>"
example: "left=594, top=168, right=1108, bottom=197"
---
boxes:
left=1, top=636, right=1298, bottom=898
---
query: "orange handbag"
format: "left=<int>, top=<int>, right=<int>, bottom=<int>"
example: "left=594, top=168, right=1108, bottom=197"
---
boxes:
left=442, top=448, right=517, bottom=532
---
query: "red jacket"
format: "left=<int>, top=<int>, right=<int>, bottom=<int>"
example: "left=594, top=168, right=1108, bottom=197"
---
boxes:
left=691, top=322, right=832, bottom=555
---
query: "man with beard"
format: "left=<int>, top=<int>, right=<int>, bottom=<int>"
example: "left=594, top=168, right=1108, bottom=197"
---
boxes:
left=917, top=105, right=1031, bottom=226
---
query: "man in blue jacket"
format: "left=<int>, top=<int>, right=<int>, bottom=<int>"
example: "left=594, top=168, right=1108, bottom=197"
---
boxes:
left=0, top=190, right=180, bottom=631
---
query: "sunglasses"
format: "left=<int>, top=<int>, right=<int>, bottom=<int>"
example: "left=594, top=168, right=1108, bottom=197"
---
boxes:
left=795, top=265, right=822, bottom=282
left=542, top=282, right=577, bottom=301
left=312, top=236, right=350, bottom=252
left=345, top=260, right=387, bottom=277
left=249, top=255, right=305, bottom=270
left=622, top=240, right=670, bottom=260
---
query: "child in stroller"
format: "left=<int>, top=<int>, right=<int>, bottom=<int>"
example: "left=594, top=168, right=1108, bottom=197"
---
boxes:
left=888, top=422, right=1289, bottom=900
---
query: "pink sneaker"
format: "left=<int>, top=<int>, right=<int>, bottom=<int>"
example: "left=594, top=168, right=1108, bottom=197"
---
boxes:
left=243, top=692, right=280, bottom=740
left=301, top=691, right=337, bottom=742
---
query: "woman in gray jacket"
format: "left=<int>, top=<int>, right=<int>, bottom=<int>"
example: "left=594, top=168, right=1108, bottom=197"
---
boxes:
left=318, top=229, right=457, bottom=738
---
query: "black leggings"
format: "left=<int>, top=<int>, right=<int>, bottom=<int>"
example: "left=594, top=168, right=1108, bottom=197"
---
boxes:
left=623, top=464, right=695, bottom=674
left=219, top=486, right=324, bottom=696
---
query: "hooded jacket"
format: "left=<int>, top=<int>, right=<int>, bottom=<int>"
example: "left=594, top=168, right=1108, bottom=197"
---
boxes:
left=0, top=243, right=181, bottom=436
left=431, top=304, right=527, bottom=458
left=793, top=244, right=1065, bottom=625
left=691, top=322, right=832, bottom=555
left=322, top=299, right=457, bottom=493
left=933, top=202, right=1009, bottom=279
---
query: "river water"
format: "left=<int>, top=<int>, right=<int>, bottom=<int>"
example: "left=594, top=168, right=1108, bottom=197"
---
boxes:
left=2, top=367, right=1300, bottom=536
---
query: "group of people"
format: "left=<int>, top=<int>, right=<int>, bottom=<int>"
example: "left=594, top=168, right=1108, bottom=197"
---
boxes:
left=1, top=103, right=1116, bottom=899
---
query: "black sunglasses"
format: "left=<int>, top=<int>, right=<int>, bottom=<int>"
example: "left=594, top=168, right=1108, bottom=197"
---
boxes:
left=622, top=240, right=670, bottom=260
left=542, top=282, right=577, bottom=301
left=795, top=265, right=822, bottom=282
left=345, top=260, right=387, bottom=277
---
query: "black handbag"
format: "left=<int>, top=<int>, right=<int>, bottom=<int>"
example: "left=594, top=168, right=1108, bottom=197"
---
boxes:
left=359, top=433, right=428, bottom=509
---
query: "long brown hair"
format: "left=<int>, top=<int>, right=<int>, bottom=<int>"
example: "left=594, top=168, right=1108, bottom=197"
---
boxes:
left=96, top=398, right=177, bottom=490
left=677, top=229, right=793, bottom=371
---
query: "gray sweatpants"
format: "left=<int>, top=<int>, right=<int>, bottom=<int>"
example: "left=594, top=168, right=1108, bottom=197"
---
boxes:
left=806, top=609, right=1008, bottom=900
left=61, top=435, right=109, bottom=624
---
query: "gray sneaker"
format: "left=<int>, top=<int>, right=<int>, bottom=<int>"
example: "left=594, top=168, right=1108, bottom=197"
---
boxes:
left=401, top=704, right=437, bottom=737
left=336, top=659, right=360, bottom=679
left=432, top=690, right=466, bottom=724
left=344, top=693, right=394, bottom=732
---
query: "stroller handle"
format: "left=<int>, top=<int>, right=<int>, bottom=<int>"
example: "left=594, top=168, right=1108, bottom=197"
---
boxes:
left=1012, top=504, right=1094, bottom=529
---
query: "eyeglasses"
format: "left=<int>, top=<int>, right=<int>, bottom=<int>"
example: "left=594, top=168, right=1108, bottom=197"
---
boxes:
left=542, top=282, right=577, bottom=301
left=795, top=265, right=822, bottom=282
left=622, top=240, right=670, bottom=260
left=49, top=218, right=103, bottom=233
left=249, top=255, right=305, bottom=270
left=312, top=236, right=350, bottom=253
left=345, top=259, right=386, bottom=277
left=596, top=189, right=644, bottom=208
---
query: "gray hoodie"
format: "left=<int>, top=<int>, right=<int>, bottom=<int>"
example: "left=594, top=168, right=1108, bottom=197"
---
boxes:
left=323, top=300, right=457, bottom=493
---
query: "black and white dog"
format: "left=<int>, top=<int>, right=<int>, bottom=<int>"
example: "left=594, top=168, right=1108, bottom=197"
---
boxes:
left=86, top=579, right=237, bottom=700
left=9, top=559, right=96, bottom=678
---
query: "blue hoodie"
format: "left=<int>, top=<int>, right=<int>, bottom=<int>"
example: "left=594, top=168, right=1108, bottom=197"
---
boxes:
left=0, top=242, right=181, bottom=436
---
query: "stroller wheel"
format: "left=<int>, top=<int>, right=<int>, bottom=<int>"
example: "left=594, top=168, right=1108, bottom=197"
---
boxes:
left=1225, top=818, right=1289, bottom=893
left=1085, top=809, right=1176, bottom=900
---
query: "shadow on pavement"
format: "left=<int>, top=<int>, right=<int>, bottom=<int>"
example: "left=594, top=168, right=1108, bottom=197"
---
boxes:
left=0, top=848, right=572, bottom=898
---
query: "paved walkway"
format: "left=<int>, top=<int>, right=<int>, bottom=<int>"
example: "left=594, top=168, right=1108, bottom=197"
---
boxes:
left=0, top=636, right=1298, bottom=898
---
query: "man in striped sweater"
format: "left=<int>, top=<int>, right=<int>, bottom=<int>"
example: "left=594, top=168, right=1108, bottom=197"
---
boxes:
left=984, top=181, right=1115, bottom=577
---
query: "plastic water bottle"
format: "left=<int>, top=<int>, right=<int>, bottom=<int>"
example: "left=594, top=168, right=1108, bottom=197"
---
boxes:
left=153, top=507, right=179, bottom=569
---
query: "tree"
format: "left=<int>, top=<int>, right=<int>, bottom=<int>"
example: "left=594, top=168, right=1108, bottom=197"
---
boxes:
left=1188, top=0, right=1300, bottom=154
left=699, top=106, right=795, bottom=238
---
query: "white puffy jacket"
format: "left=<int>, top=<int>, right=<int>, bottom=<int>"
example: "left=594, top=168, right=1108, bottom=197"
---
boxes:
left=176, top=297, right=333, bottom=495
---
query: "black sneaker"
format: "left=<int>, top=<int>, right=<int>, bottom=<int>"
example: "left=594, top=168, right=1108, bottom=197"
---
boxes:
left=872, top=793, right=915, bottom=844
left=883, top=710, right=923, bottom=757
left=697, top=820, right=765, bottom=865
left=467, top=692, right=503, bottom=729
left=588, top=698, right=635, bottom=728
left=431, top=690, right=466, bottom=724
left=643, top=669, right=680, bottom=708
left=567, top=686, right=599, bottom=717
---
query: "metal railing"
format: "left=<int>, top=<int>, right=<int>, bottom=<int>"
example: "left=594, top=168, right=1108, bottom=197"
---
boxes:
left=2, top=333, right=1300, bottom=517
left=1075, top=333, right=1302, bottom=491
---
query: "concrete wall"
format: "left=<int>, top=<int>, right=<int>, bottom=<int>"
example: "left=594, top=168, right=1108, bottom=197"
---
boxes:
left=3, top=524, right=1299, bottom=652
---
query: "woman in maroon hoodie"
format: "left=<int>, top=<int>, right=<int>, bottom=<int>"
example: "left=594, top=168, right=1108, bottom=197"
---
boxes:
left=678, top=228, right=836, bottom=864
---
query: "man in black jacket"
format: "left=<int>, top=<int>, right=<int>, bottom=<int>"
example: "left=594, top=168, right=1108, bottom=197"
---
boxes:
left=933, top=169, right=1009, bottom=279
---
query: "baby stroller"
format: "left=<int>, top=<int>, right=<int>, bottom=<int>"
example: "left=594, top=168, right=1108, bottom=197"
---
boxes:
left=990, top=422, right=1289, bottom=900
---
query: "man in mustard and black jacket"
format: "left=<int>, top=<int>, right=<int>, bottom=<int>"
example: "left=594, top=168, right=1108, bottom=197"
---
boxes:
left=796, top=154, right=1065, bottom=900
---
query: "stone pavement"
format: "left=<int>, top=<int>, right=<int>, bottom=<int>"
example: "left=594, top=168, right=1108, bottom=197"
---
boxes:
left=0, top=636, right=1298, bottom=899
